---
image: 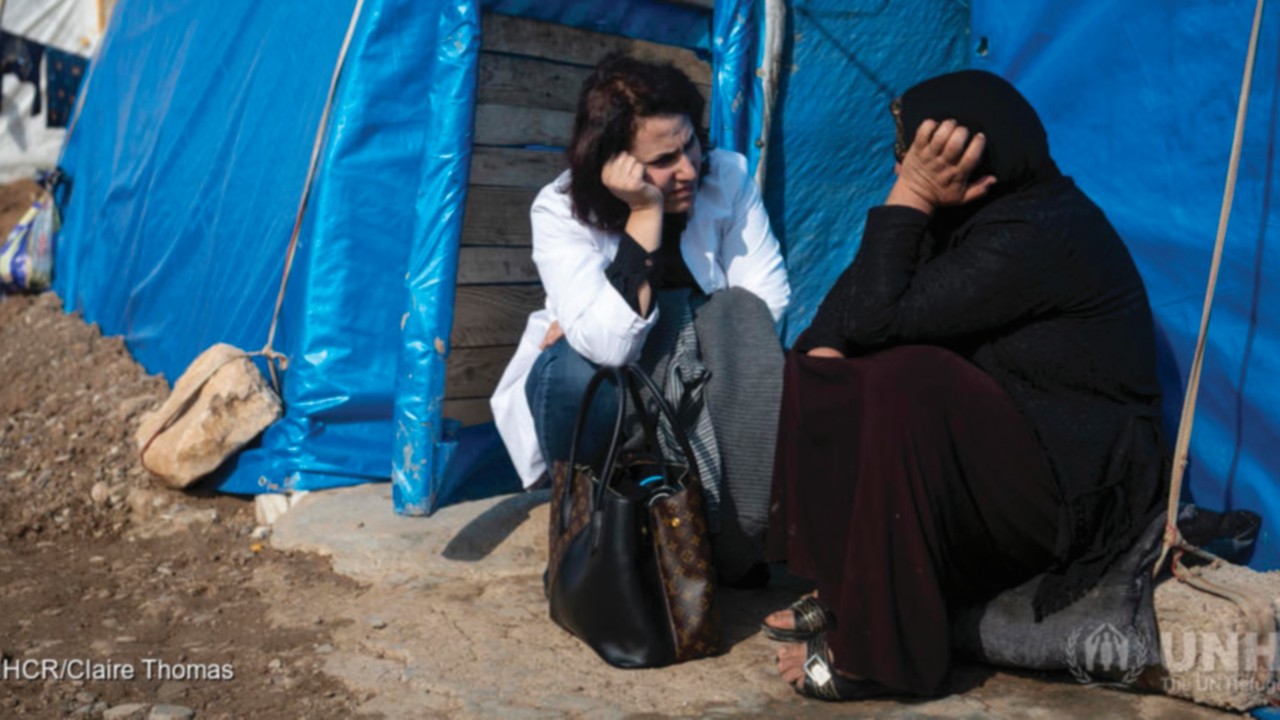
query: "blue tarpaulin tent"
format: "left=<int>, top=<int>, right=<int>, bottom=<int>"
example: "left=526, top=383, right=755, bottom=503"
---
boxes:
left=55, top=0, right=1279, bottom=578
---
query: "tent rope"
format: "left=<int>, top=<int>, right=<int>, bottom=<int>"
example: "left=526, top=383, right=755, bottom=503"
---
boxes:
left=259, top=0, right=365, bottom=393
left=1154, top=0, right=1267, bottom=576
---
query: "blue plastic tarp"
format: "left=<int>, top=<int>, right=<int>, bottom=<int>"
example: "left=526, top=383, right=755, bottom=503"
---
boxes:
left=390, top=0, right=480, bottom=515
left=761, top=0, right=970, bottom=344
left=54, top=0, right=717, bottom=508
left=482, top=0, right=711, bottom=51
left=972, top=0, right=1280, bottom=570
left=56, top=0, right=444, bottom=495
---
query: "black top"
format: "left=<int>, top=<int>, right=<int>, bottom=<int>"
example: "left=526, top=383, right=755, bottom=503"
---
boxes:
left=799, top=177, right=1167, bottom=618
left=604, top=213, right=695, bottom=316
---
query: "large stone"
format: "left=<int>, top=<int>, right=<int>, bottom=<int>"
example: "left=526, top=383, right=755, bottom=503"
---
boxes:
left=1153, top=562, right=1280, bottom=710
left=102, top=704, right=149, bottom=720
left=135, top=343, right=281, bottom=489
left=148, top=705, right=194, bottom=720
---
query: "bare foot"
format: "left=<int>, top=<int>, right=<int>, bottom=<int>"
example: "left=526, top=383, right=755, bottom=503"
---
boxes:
left=776, top=641, right=808, bottom=687
left=763, top=590, right=818, bottom=633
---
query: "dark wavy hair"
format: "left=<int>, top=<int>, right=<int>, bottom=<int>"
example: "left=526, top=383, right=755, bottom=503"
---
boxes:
left=566, top=53, right=710, bottom=232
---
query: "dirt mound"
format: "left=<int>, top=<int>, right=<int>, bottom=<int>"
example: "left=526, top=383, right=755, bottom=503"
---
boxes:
left=0, top=289, right=367, bottom=717
left=0, top=293, right=168, bottom=541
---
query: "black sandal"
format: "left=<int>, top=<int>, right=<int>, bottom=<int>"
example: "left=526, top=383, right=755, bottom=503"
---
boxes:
left=795, top=633, right=892, bottom=702
left=761, top=595, right=836, bottom=642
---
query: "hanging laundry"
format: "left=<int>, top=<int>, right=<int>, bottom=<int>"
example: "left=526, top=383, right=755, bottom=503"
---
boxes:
left=45, top=46, right=89, bottom=128
left=0, top=30, right=45, bottom=116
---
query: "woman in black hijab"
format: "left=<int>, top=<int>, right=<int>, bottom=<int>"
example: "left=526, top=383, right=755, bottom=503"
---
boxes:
left=763, top=70, right=1166, bottom=700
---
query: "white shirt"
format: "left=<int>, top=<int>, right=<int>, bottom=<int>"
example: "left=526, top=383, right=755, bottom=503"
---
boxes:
left=489, top=149, right=790, bottom=487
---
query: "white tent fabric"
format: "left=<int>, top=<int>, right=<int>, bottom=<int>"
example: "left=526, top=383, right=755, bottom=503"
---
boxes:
left=1, top=0, right=101, bottom=182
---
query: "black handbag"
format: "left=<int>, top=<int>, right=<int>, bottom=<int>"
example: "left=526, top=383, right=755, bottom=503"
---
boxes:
left=545, top=363, right=719, bottom=668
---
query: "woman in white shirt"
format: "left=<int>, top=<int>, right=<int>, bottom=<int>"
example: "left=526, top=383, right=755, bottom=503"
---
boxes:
left=490, top=54, right=789, bottom=583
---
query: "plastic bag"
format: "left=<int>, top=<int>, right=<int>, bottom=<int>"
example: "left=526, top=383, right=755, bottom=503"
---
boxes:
left=0, top=190, right=58, bottom=292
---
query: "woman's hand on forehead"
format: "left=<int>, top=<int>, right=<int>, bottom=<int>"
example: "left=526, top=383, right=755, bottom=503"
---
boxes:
left=887, top=119, right=997, bottom=215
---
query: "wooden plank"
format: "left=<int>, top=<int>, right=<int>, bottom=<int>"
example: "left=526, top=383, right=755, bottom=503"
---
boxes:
left=470, top=146, right=564, bottom=189
left=461, top=186, right=536, bottom=246
left=475, top=103, right=575, bottom=148
left=457, top=246, right=539, bottom=285
left=482, top=13, right=712, bottom=86
left=446, top=345, right=518, bottom=398
left=477, top=53, right=589, bottom=113
left=664, top=0, right=715, bottom=9
left=443, top=398, right=494, bottom=427
left=452, top=285, right=545, bottom=348
left=477, top=45, right=709, bottom=131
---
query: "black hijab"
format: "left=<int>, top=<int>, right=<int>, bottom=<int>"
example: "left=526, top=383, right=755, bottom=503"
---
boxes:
left=893, top=70, right=1062, bottom=235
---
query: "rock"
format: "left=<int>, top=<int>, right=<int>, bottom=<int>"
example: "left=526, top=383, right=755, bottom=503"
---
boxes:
left=155, top=682, right=187, bottom=703
left=91, top=481, right=110, bottom=504
left=254, top=493, right=307, bottom=526
left=103, top=704, right=150, bottom=720
left=1154, top=564, right=1280, bottom=711
left=250, top=526, right=271, bottom=541
left=75, top=692, right=97, bottom=704
left=369, top=616, right=387, bottom=630
left=126, top=487, right=170, bottom=521
left=135, top=344, right=281, bottom=489
left=267, top=658, right=283, bottom=672
left=147, top=705, right=194, bottom=720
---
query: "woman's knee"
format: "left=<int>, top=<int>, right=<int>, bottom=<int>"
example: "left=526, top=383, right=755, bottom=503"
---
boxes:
left=525, top=338, right=620, bottom=462
left=525, top=338, right=609, bottom=413
left=703, top=287, right=773, bottom=325
left=863, top=345, right=1003, bottom=414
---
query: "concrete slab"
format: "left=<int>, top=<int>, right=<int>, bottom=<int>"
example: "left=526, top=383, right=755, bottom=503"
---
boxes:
left=269, top=484, right=1237, bottom=718
left=272, top=483, right=551, bottom=587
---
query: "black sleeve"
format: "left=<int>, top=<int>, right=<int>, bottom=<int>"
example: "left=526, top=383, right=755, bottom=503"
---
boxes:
left=850, top=205, right=1071, bottom=351
left=799, top=204, right=1068, bottom=354
left=604, top=233, right=662, bottom=317
left=795, top=206, right=927, bottom=354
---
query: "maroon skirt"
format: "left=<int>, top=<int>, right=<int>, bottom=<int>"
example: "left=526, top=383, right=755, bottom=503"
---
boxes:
left=767, top=346, right=1063, bottom=695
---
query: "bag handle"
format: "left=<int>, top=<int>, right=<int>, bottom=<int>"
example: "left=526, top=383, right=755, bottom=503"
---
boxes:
left=559, top=363, right=704, bottom=542
left=560, top=365, right=627, bottom=536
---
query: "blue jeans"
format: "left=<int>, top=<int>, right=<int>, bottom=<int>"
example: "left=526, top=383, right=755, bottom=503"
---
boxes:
left=525, top=338, right=621, bottom=476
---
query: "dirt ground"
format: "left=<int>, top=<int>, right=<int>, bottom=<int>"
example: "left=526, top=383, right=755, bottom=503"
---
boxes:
left=1, top=178, right=375, bottom=717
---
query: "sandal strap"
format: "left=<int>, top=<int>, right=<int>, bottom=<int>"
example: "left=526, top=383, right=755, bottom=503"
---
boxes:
left=799, top=633, right=892, bottom=702
left=802, top=634, right=843, bottom=701
left=790, top=596, right=837, bottom=634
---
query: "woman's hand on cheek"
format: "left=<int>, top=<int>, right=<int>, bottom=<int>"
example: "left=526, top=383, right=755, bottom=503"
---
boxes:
left=602, top=152, right=664, bottom=211
left=887, top=119, right=996, bottom=215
